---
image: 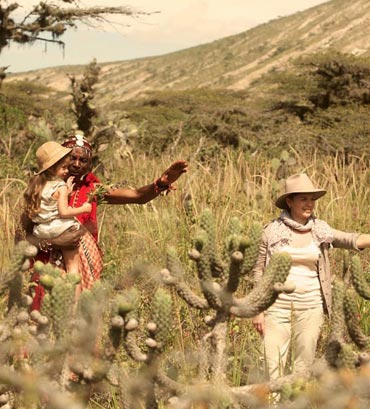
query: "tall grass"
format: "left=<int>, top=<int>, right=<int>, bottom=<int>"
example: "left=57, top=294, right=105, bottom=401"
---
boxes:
left=0, top=177, right=27, bottom=271
left=96, top=148, right=370, bottom=267
left=2, top=147, right=370, bottom=390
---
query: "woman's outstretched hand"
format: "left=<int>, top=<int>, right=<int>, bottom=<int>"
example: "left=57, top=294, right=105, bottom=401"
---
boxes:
left=159, top=160, right=188, bottom=186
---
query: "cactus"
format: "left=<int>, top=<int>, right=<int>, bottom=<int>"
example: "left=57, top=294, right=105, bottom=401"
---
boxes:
left=336, top=344, right=358, bottom=369
left=5, top=220, right=370, bottom=408
left=326, top=253, right=370, bottom=372
left=40, top=292, right=52, bottom=327
left=351, top=255, right=370, bottom=299
left=1, top=241, right=37, bottom=291
left=193, top=234, right=223, bottom=310
left=330, top=279, right=347, bottom=339
left=161, top=267, right=209, bottom=310
left=200, top=208, right=227, bottom=279
left=161, top=209, right=294, bottom=396
left=150, top=288, right=172, bottom=351
left=325, top=279, right=347, bottom=368
left=166, top=246, right=186, bottom=279
left=343, top=288, right=369, bottom=349
left=231, top=252, right=292, bottom=317
left=226, top=251, right=244, bottom=293
left=5, top=242, right=37, bottom=311
left=50, top=279, right=75, bottom=341
left=242, top=222, right=263, bottom=274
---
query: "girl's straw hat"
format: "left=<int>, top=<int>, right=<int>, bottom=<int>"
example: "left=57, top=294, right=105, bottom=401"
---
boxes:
left=35, top=141, right=72, bottom=175
left=275, top=173, right=326, bottom=209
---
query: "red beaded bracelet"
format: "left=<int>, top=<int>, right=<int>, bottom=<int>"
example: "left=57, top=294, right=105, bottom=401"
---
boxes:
left=153, top=178, right=173, bottom=194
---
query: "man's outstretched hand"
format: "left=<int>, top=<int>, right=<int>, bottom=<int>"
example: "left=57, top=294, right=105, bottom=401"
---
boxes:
left=159, top=160, right=188, bottom=186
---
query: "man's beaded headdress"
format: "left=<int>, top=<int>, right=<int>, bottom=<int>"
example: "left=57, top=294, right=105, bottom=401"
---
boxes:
left=62, top=130, right=92, bottom=156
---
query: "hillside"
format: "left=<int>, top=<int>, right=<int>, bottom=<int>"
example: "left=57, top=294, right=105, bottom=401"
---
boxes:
left=7, top=0, right=370, bottom=106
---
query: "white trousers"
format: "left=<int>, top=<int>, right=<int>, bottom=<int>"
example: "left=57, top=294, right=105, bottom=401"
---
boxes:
left=264, top=306, right=324, bottom=379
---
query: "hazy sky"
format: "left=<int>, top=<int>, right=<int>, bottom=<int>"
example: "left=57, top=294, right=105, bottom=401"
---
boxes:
left=1, top=0, right=330, bottom=73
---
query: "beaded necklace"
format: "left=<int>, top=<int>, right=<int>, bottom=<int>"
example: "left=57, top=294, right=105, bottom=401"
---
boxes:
left=70, top=174, right=87, bottom=208
left=70, top=185, right=80, bottom=208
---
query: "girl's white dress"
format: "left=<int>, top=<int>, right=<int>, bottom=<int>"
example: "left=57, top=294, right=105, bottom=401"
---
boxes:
left=32, top=179, right=80, bottom=239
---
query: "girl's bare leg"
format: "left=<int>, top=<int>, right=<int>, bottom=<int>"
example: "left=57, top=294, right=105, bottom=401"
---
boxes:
left=62, top=249, right=80, bottom=275
left=62, top=249, right=82, bottom=304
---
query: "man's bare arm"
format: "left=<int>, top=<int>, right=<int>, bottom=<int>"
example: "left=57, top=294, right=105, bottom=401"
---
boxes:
left=104, top=160, right=188, bottom=205
left=18, top=212, right=84, bottom=250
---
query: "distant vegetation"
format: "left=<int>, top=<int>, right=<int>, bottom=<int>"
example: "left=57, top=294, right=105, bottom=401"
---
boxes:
left=2, top=51, right=370, bottom=170
left=102, top=51, right=370, bottom=162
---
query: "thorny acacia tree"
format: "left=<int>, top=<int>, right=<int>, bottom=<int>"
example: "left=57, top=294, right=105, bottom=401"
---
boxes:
left=0, top=0, right=152, bottom=83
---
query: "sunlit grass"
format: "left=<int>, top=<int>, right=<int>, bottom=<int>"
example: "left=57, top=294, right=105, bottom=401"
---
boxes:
left=2, top=147, right=370, bottom=397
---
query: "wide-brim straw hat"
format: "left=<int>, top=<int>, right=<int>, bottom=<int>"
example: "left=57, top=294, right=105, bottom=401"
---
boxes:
left=275, top=173, right=326, bottom=209
left=35, top=141, right=72, bottom=175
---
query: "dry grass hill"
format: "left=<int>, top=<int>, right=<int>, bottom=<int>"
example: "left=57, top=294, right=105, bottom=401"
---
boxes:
left=7, top=0, right=370, bottom=107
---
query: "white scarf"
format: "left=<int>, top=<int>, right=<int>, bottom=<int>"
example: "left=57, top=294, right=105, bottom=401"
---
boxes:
left=267, top=210, right=334, bottom=255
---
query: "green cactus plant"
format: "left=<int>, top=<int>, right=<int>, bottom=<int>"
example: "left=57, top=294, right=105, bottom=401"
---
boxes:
left=351, top=255, right=370, bottom=300
left=343, top=288, right=369, bottom=349
left=325, top=279, right=347, bottom=368
left=231, top=252, right=292, bottom=318
left=161, top=209, right=294, bottom=399
left=5, top=219, right=370, bottom=408
left=150, top=288, right=172, bottom=351
left=242, top=222, right=263, bottom=274
left=50, top=279, right=75, bottom=341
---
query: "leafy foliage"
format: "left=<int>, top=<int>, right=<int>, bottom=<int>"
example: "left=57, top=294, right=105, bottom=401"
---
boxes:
left=261, top=51, right=370, bottom=116
left=3, top=51, right=370, bottom=169
left=109, top=88, right=267, bottom=158
left=0, top=1, right=149, bottom=54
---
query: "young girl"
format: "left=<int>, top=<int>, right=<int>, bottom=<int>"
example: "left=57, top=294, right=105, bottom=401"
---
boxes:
left=24, top=141, right=92, bottom=278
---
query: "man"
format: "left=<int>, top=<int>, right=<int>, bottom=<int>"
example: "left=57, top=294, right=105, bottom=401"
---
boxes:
left=20, top=131, right=188, bottom=309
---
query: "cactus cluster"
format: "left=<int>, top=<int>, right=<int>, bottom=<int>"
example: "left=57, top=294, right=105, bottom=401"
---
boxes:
left=325, top=253, right=370, bottom=371
left=0, top=240, right=176, bottom=409
left=163, top=209, right=292, bottom=319
left=4, top=218, right=370, bottom=408
left=159, top=210, right=370, bottom=407
left=158, top=208, right=297, bottom=406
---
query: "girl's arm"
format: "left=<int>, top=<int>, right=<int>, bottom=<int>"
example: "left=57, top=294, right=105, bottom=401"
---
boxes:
left=57, top=185, right=92, bottom=218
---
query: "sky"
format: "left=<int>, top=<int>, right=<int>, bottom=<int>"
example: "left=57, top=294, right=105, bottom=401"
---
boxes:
left=1, top=0, right=330, bottom=73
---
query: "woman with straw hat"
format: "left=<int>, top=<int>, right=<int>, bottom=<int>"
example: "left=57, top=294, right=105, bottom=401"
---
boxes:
left=251, top=173, right=370, bottom=380
left=23, top=141, right=93, bottom=294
